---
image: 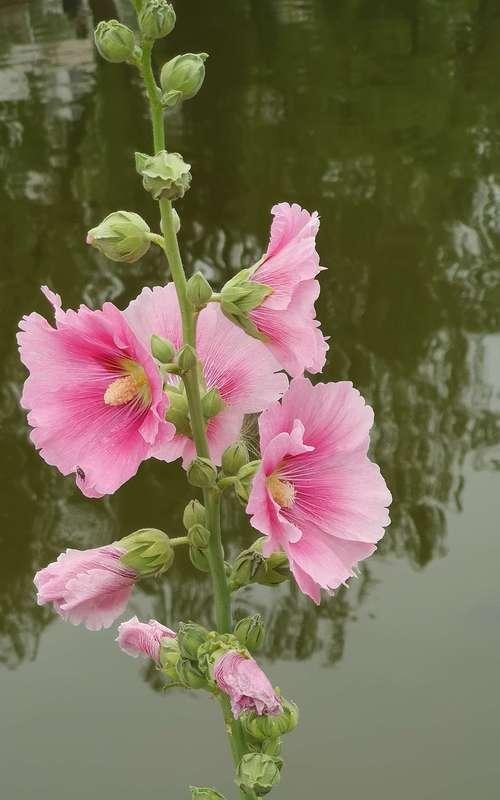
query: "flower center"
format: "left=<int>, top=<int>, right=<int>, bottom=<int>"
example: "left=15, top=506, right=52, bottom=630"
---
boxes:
left=104, top=360, right=151, bottom=407
left=266, top=474, right=295, bottom=508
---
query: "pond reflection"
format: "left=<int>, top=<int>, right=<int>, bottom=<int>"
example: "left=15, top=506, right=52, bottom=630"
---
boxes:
left=1, top=0, right=499, bottom=678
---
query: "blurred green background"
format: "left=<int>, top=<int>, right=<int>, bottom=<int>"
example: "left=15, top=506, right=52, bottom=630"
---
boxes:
left=1, top=1, right=499, bottom=798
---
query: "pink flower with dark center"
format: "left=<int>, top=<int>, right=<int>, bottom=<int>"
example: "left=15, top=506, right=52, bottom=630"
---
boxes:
left=125, top=283, right=288, bottom=466
left=248, top=202, right=328, bottom=377
left=247, top=377, right=392, bottom=604
left=214, top=651, right=282, bottom=719
left=34, top=545, right=136, bottom=630
left=117, top=616, right=176, bottom=662
left=17, top=286, right=173, bottom=497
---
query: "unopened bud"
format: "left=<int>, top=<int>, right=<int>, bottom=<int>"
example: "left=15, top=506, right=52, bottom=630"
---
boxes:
left=86, top=211, right=150, bottom=263
left=233, top=459, right=261, bottom=506
left=94, top=20, right=136, bottom=64
left=251, top=539, right=290, bottom=586
left=190, top=546, right=210, bottom=573
left=188, top=523, right=211, bottom=549
left=165, top=389, right=191, bottom=437
left=201, top=387, right=225, bottom=420
left=190, top=788, right=226, bottom=800
left=177, top=622, right=209, bottom=660
left=241, top=699, right=298, bottom=741
left=186, top=272, right=213, bottom=309
left=236, top=753, right=281, bottom=797
left=159, top=637, right=180, bottom=680
left=229, top=548, right=265, bottom=590
left=135, top=150, right=191, bottom=201
left=177, top=343, right=198, bottom=373
left=138, top=0, right=176, bottom=40
left=260, top=739, right=282, bottom=757
left=176, top=657, right=206, bottom=689
left=151, top=334, right=175, bottom=363
left=234, top=614, right=265, bottom=651
left=118, top=528, right=174, bottom=577
left=160, top=53, right=208, bottom=106
left=183, top=499, right=206, bottom=531
left=221, top=441, right=249, bottom=476
left=187, top=457, right=217, bottom=488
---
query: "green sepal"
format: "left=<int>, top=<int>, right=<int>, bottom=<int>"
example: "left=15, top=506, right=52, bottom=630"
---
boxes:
left=190, top=788, right=226, bottom=800
left=118, top=528, right=174, bottom=577
left=201, top=387, right=225, bottom=419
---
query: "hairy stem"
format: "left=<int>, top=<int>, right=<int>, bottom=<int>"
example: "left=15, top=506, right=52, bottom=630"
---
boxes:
left=219, top=696, right=258, bottom=800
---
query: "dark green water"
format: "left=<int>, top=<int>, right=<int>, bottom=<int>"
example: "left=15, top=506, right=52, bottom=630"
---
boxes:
left=1, top=1, right=499, bottom=797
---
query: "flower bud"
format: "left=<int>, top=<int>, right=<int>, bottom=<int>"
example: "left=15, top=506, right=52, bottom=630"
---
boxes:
left=138, top=0, right=176, bottom=40
left=165, top=388, right=191, bottom=437
left=176, top=657, right=206, bottom=689
left=86, top=211, right=150, bottom=263
left=190, top=546, right=210, bottom=573
left=159, top=637, right=180, bottom=680
left=220, top=269, right=273, bottom=340
left=177, top=343, right=198, bottom=373
left=187, top=523, right=211, bottom=549
left=201, top=387, right=225, bottom=420
left=221, top=441, right=249, bottom=476
left=236, top=754, right=281, bottom=797
left=177, top=621, right=209, bottom=660
left=234, top=614, right=265, bottom=651
left=183, top=499, right=206, bottom=531
left=229, top=548, right=265, bottom=590
left=186, top=272, right=213, bottom=309
left=260, top=739, right=282, bottom=757
left=118, top=528, right=174, bottom=577
left=241, top=699, right=298, bottom=741
left=187, top=457, right=217, bottom=488
left=94, top=20, right=136, bottom=64
left=151, top=334, right=176, bottom=363
left=190, top=788, right=225, bottom=800
left=251, top=539, right=290, bottom=586
left=160, top=53, right=208, bottom=105
left=135, top=150, right=191, bottom=201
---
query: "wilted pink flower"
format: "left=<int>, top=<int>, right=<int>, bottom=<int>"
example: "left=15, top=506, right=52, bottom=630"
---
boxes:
left=247, top=377, right=392, bottom=604
left=34, top=545, right=136, bottom=630
left=248, top=202, right=328, bottom=377
left=214, top=651, right=282, bottom=719
left=117, top=616, right=175, bottom=662
left=17, top=287, right=173, bottom=498
left=125, top=284, right=288, bottom=466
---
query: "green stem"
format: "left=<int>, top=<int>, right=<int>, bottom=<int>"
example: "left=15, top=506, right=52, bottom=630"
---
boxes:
left=219, top=696, right=258, bottom=800
left=169, top=536, right=189, bottom=547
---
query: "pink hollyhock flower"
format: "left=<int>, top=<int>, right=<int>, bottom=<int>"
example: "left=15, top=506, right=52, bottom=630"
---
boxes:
left=17, top=286, right=172, bottom=498
left=248, top=202, right=328, bottom=377
left=214, top=651, right=282, bottom=719
left=125, top=284, right=288, bottom=466
left=117, top=616, right=175, bottom=662
left=247, top=377, right=392, bottom=604
left=34, top=545, right=136, bottom=630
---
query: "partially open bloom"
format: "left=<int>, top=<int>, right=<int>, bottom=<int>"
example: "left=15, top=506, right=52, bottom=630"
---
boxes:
left=249, top=203, right=328, bottom=376
left=17, top=287, right=172, bottom=497
left=125, top=284, right=288, bottom=465
left=214, top=651, right=282, bottom=719
left=117, top=616, right=176, bottom=662
left=247, top=377, right=392, bottom=604
left=34, top=545, right=136, bottom=630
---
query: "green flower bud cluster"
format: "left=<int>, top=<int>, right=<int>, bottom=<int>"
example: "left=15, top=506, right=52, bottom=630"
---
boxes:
left=94, top=20, right=138, bottom=64
left=138, top=0, right=176, bottom=40
left=229, top=539, right=290, bottom=591
left=160, top=53, right=208, bottom=108
left=118, top=528, right=174, bottom=577
left=219, top=267, right=273, bottom=340
left=136, top=150, right=191, bottom=201
left=87, top=211, right=151, bottom=263
left=236, top=753, right=282, bottom=797
left=234, top=614, right=265, bottom=651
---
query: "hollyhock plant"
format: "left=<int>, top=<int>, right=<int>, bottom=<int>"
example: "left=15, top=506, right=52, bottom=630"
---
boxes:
left=34, top=544, right=136, bottom=631
left=117, top=616, right=175, bottom=662
left=246, top=202, right=328, bottom=377
left=247, top=377, right=392, bottom=604
left=125, top=283, right=288, bottom=465
left=17, top=286, right=173, bottom=498
left=214, top=651, right=282, bottom=719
